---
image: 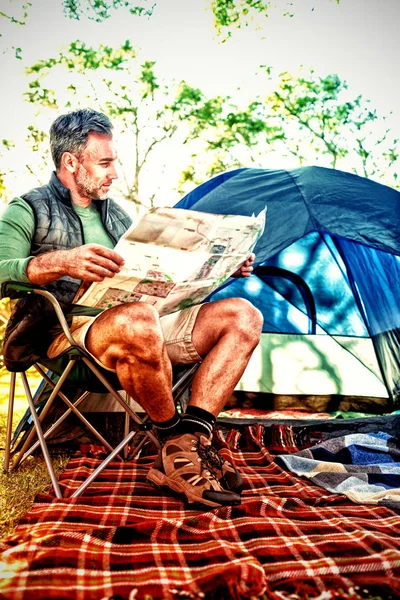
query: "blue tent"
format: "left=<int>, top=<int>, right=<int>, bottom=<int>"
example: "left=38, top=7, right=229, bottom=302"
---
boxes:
left=175, top=166, right=400, bottom=409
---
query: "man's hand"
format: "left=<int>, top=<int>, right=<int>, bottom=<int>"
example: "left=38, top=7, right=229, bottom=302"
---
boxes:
left=231, top=253, right=255, bottom=278
left=60, top=244, right=124, bottom=282
left=27, top=243, right=125, bottom=286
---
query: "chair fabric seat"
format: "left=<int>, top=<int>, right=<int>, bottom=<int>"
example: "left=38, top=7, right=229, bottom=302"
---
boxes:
left=39, top=353, right=121, bottom=393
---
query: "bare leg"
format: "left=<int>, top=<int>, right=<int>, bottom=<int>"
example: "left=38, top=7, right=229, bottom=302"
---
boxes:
left=85, top=299, right=249, bottom=507
left=190, top=298, right=263, bottom=417
left=85, top=302, right=175, bottom=422
left=146, top=297, right=263, bottom=503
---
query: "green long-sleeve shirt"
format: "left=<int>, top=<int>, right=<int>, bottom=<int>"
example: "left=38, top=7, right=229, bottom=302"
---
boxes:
left=0, top=196, right=115, bottom=285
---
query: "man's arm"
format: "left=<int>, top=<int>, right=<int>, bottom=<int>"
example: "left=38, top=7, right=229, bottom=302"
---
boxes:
left=27, top=244, right=125, bottom=286
left=0, top=197, right=124, bottom=287
left=0, top=198, right=35, bottom=284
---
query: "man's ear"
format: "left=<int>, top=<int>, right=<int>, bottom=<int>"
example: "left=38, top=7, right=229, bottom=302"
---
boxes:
left=62, top=152, right=78, bottom=174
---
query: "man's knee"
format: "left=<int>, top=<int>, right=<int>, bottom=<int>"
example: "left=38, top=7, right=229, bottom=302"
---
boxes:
left=212, top=298, right=263, bottom=345
left=96, top=302, right=165, bottom=354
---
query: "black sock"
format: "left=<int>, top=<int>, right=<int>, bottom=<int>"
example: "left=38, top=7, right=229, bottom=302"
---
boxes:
left=152, top=411, right=181, bottom=440
left=180, top=405, right=216, bottom=437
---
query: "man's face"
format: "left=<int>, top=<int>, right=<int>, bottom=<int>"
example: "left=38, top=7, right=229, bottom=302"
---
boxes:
left=74, top=132, right=118, bottom=200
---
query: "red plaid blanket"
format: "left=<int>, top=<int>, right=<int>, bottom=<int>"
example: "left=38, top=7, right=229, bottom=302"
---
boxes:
left=1, top=425, right=399, bottom=600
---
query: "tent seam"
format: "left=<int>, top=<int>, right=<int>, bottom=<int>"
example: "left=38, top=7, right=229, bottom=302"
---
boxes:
left=284, top=168, right=318, bottom=230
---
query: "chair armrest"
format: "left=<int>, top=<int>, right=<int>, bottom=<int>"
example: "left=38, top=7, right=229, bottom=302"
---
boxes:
left=1, top=281, right=40, bottom=300
left=1, top=280, right=78, bottom=347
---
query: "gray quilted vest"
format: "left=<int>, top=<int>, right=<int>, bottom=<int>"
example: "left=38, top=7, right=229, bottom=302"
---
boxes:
left=4, top=172, right=132, bottom=371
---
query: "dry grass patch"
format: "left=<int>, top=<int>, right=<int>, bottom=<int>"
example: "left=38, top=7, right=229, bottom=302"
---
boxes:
left=0, top=451, right=70, bottom=539
left=0, top=380, right=70, bottom=540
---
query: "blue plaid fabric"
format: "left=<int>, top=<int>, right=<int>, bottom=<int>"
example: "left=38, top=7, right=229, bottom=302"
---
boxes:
left=276, top=432, right=400, bottom=509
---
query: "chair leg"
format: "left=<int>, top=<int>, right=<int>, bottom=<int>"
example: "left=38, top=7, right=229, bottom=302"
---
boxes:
left=21, top=372, right=63, bottom=499
left=12, top=360, right=76, bottom=470
left=28, top=364, right=123, bottom=462
left=123, top=406, right=130, bottom=461
left=71, top=429, right=137, bottom=498
left=3, top=372, right=16, bottom=473
left=17, top=389, right=91, bottom=464
left=172, top=363, right=199, bottom=412
left=82, top=356, right=160, bottom=450
left=126, top=428, right=149, bottom=461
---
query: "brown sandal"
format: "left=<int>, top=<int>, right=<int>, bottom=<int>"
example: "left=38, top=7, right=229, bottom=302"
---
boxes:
left=196, top=434, right=243, bottom=494
left=147, top=432, right=241, bottom=508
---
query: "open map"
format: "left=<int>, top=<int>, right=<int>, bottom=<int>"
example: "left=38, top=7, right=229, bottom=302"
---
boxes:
left=76, top=206, right=266, bottom=316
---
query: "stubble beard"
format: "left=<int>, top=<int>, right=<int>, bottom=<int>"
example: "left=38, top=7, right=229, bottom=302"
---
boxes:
left=75, top=163, right=107, bottom=201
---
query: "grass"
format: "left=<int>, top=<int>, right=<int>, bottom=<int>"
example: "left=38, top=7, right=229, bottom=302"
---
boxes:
left=0, top=370, right=70, bottom=539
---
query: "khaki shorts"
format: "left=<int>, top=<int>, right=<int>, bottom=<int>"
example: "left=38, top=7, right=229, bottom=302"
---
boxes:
left=47, top=304, right=203, bottom=372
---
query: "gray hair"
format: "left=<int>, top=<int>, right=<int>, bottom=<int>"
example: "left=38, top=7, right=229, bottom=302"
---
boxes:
left=50, top=108, right=113, bottom=170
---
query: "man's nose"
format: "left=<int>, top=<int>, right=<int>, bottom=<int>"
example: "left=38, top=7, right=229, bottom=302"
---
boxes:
left=109, top=163, right=119, bottom=180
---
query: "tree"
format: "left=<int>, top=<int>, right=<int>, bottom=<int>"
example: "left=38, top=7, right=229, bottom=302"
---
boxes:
left=0, top=0, right=31, bottom=58
left=1, top=0, right=341, bottom=41
left=11, top=37, right=400, bottom=205
left=0, top=0, right=153, bottom=61
left=0, top=139, right=17, bottom=202
left=177, top=67, right=399, bottom=192
left=263, top=68, right=399, bottom=184
left=210, top=0, right=341, bottom=39
left=60, top=0, right=341, bottom=39
left=23, top=40, right=232, bottom=212
left=174, top=92, right=285, bottom=194
left=62, top=0, right=154, bottom=21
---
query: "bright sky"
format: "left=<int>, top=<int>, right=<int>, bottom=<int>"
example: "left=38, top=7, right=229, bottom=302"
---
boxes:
left=1, top=0, right=399, bottom=206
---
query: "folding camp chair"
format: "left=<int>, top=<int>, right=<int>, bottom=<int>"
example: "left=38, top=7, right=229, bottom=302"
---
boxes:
left=2, top=281, right=198, bottom=499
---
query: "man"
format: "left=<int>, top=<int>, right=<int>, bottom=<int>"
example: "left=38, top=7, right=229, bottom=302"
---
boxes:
left=0, top=108, right=263, bottom=509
